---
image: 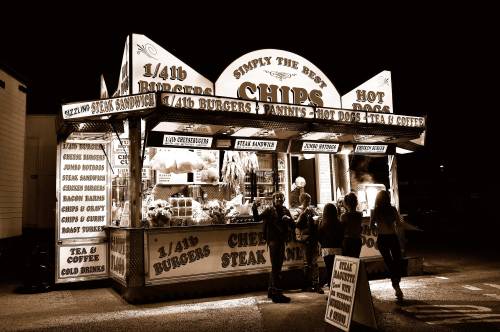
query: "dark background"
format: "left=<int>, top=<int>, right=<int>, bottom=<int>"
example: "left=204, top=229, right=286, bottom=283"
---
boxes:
left=1, top=4, right=496, bottom=235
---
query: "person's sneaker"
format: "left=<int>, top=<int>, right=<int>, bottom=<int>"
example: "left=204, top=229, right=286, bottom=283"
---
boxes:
left=272, top=293, right=291, bottom=303
left=314, top=287, right=325, bottom=294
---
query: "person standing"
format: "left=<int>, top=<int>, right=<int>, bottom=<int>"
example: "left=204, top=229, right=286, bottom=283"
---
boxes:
left=253, top=192, right=294, bottom=303
left=340, top=193, right=363, bottom=258
left=370, top=190, right=405, bottom=300
left=318, top=203, right=344, bottom=287
left=296, top=193, right=323, bottom=294
left=290, top=176, right=306, bottom=208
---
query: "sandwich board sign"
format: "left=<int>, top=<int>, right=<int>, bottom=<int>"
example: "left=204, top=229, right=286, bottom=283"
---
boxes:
left=324, top=255, right=377, bottom=331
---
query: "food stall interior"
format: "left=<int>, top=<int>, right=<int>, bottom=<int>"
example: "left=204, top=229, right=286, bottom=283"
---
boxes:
left=58, top=102, right=423, bottom=229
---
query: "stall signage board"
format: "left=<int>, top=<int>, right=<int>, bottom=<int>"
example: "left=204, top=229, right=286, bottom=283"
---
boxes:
left=234, top=139, right=277, bottom=151
left=259, top=102, right=315, bottom=119
left=354, top=144, right=388, bottom=154
left=132, top=33, right=214, bottom=96
left=324, top=256, right=377, bottom=331
left=360, top=221, right=381, bottom=258
left=162, top=134, right=213, bottom=148
left=109, top=229, right=128, bottom=284
left=58, top=142, right=109, bottom=240
left=365, top=112, right=426, bottom=128
left=62, top=93, right=156, bottom=120
left=145, top=226, right=309, bottom=285
left=302, top=142, right=339, bottom=153
left=161, top=92, right=258, bottom=114
left=215, top=49, right=341, bottom=108
left=57, top=243, right=108, bottom=282
left=341, top=70, right=394, bottom=113
left=315, top=108, right=365, bottom=123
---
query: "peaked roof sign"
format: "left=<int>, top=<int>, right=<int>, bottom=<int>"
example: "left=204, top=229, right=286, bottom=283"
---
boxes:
left=215, top=49, right=341, bottom=108
left=131, top=34, right=214, bottom=96
left=341, top=70, right=393, bottom=113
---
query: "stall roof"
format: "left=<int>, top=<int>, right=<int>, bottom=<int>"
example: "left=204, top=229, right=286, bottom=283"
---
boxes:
left=59, top=92, right=425, bottom=150
left=146, top=105, right=424, bottom=146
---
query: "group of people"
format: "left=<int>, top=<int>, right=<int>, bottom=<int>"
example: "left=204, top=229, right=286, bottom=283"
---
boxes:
left=253, top=179, right=405, bottom=303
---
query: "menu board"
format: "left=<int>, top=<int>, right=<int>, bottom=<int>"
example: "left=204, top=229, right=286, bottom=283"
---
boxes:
left=325, top=256, right=360, bottom=331
left=58, top=142, right=109, bottom=239
left=57, top=243, right=108, bottom=280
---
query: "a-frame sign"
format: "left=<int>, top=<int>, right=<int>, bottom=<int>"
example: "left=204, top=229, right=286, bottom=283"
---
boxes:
left=325, top=255, right=377, bottom=331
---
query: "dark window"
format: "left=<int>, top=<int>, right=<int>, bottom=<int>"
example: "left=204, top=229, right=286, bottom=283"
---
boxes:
left=18, top=84, right=27, bottom=93
left=0, top=80, right=5, bottom=89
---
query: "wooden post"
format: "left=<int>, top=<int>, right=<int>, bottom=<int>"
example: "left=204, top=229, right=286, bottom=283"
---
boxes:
left=128, top=117, right=142, bottom=228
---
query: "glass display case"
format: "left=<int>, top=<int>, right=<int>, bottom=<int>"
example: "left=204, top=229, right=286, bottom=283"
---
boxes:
left=243, top=153, right=288, bottom=207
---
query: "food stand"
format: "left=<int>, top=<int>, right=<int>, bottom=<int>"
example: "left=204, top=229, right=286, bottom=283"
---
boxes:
left=55, top=34, right=425, bottom=302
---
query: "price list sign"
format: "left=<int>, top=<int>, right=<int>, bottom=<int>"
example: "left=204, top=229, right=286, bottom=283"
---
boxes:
left=58, top=142, right=109, bottom=239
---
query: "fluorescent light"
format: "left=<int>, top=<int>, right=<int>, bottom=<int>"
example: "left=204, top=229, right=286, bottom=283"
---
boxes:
left=231, top=128, right=262, bottom=137
left=396, top=147, right=413, bottom=154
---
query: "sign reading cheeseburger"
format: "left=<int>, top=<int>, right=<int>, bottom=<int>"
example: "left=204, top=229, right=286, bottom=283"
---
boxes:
left=215, top=49, right=341, bottom=108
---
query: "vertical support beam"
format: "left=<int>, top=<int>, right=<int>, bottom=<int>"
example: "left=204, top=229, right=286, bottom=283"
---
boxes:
left=333, top=154, right=351, bottom=197
left=316, top=154, right=332, bottom=205
left=128, top=117, right=142, bottom=227
left=388, top=155, right=400, bottom=211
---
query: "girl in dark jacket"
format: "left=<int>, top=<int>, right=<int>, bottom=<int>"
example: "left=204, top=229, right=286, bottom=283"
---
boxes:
left=340, top=193, right=363, bottom=258
left=318, top=203, right=344, bottom=287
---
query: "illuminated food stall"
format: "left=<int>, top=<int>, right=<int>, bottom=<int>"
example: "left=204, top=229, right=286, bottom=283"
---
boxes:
left=55, top=34, right=425, bottom=302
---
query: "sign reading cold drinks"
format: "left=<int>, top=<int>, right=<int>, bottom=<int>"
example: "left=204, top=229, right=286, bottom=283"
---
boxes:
left=59, top=142, right=109, bottom=239
left=58, top=244, right=108, bottom=280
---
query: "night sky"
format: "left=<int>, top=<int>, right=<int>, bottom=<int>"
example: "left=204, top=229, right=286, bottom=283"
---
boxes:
left=1, top=4, right=496, bottom=219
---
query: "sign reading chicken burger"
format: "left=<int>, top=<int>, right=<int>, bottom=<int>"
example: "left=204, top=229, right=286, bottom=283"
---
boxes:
left=215, top=49, right=342, bottom=110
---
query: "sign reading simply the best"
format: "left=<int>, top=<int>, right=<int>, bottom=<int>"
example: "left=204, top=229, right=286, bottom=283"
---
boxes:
left=215, top=49, right=341, bottom=108
left=58, top=142, right=108, bottom=239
